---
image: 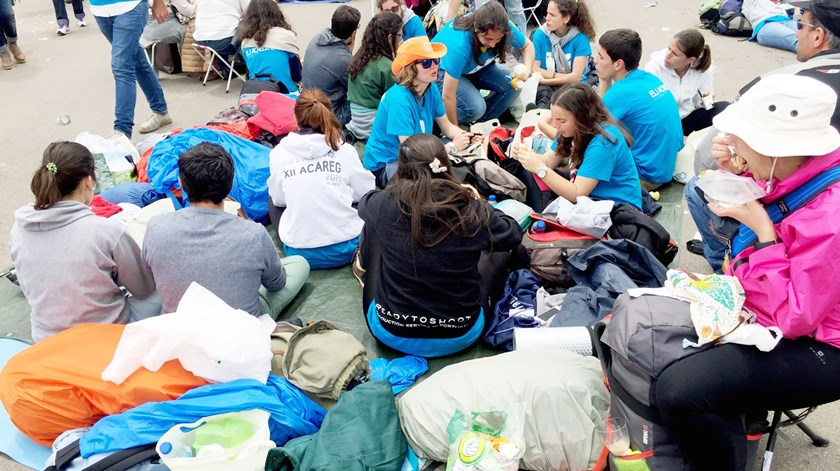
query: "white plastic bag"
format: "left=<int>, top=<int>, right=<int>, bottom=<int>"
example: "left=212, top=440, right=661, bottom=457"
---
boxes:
left=101, top=282, right=276, bottom=385
left=544, top=196, right=613, bottom=238
left=157, top=409, right=275, bottom=471
left=519, top=72, right=541, bottom=110
left=673, top=126, right=712, bottom=183
left=695, top=170, right=765, bottom=208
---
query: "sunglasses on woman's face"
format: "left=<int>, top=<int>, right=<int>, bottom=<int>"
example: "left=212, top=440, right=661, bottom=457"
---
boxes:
left=418, top=58, right=441, bottom=69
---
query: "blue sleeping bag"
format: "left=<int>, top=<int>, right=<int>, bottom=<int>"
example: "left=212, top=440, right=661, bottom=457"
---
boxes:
left=146, top=128, right=272, bottom=222
left=79, top=375, right=326, bottom=458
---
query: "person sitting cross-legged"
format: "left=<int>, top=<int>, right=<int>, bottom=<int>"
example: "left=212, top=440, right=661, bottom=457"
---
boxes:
left=142, top=142, right=310, bottom=318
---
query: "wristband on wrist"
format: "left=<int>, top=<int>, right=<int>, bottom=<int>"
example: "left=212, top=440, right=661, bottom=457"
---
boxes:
left=753, top=239, right=779, bottom=251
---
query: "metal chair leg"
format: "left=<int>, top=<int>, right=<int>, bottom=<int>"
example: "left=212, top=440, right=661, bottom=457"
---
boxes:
left=783, top=410, right=830, bottom=447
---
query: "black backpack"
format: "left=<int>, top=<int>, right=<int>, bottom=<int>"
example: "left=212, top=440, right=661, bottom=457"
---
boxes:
left=607, top=203, right=678, bottom=266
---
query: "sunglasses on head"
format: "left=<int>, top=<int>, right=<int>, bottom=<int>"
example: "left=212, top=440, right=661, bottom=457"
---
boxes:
left=417, top=58, right=440, bottom=69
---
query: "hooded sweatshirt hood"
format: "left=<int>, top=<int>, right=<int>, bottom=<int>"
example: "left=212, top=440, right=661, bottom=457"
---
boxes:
left=316, top=28, right=348, bottom=48
left=14, top=200, right=93, bottom=232
left=267, top=130, right=375, bottom=249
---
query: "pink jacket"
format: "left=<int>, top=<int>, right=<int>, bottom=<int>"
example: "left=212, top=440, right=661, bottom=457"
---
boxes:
left=729, top=147, right=840, bottom=348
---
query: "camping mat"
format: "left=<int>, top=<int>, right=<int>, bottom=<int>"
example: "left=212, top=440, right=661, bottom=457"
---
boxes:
left=0, top=337, right=52, bottom=470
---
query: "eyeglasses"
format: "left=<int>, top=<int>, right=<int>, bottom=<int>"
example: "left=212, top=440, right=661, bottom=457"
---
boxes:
left=387, top=5, right=400, bottom=13
left=418, top=58, right=440, bottom=69
left=797, top=20, right=817, bottom=30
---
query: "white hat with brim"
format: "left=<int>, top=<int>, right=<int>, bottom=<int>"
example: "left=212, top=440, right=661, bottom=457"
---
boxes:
left=713, top=74, right=840, bottom=157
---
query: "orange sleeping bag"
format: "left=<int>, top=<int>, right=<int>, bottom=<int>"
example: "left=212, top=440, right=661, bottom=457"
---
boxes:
left=0, top=324, right=208, bottom=446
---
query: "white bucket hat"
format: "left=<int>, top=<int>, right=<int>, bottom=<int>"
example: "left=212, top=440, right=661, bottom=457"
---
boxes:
left=713, top=74, right=840, bottom=157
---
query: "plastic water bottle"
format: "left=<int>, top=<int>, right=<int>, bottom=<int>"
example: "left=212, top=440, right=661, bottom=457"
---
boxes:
left=531, top=221, right=546, bottom=234
left=488, top=195, right=497, bottom=206
left=545, top=52, right=556, bottom=73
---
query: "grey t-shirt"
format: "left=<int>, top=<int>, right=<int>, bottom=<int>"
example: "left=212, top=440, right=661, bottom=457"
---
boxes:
left=142, top=207, right=286, bottom=316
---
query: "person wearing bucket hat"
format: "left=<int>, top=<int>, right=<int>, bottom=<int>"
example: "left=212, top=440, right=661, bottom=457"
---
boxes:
left=657, top=74, right=840, bottom=471
left=363, top=36, right=481, bottom=188
left=433, top=1, right=535, bottom=125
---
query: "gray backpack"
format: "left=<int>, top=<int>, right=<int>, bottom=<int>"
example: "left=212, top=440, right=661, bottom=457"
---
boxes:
left=595, top=293, right=758, bottom=470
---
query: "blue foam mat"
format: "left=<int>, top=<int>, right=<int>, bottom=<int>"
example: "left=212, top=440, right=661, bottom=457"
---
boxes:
left=0, top=338, right=52, bottom=470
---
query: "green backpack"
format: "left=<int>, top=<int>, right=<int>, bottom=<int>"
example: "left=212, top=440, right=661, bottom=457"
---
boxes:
left=699, top=0, right=722, bottom=26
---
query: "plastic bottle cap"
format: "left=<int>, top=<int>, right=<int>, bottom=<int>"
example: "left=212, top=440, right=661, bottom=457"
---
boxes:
left=536, top=221, right=545, bottom=228
left=160, top=442, right=173, bottom=454
left=489, top=195, right=496, bottom=203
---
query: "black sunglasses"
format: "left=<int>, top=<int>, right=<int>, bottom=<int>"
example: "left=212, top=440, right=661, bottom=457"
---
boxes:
left=418, top=58, right=441, bottom=69
left=797, top=20, right=817, bottom=30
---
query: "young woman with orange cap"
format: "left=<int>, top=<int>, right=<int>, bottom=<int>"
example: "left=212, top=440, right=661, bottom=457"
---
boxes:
left=362, top=35, right=481, bottom=187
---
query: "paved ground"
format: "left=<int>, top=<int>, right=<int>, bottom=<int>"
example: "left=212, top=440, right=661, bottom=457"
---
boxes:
left=1, top=0, right=839, bottom=469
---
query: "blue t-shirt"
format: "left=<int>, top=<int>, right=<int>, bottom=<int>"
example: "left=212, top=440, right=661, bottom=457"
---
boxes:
left=550, top=124, right=642, bottom=209
left=602, top=69, right=683, bottom=185
left=403, top=15, right=427, bottom=41
left=363, top=83, right=446, bottom=171
left=432, top=19, right=526, bottom=79
left=532, top=29, right=591, bottom=79
left=241, top=47, right=298, bottom=93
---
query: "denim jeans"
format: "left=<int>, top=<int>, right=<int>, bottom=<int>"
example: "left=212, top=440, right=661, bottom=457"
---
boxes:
left=0, top=0, right=17, bottom=52
left=95, top=1, right=168, bottom=137
left=196, top=36, right=237, bottom=60
left=475, top=0, right=526, bottom=36
left=439, top=63, right=521, bottom=125
left=756, top=20, right=798, bottom=53
left=52, top=0, right=85, bottom=27
left=684, top=176, right=727, bottom=273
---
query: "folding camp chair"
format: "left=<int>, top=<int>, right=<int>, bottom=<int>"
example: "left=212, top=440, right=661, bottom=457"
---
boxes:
left=762, top=408, right=829, bottom=470
left=191, top=43, right=245, bottom=93
left=523, top=0, right=543, bottom=27
left=144, top=41, right=160, bottom=78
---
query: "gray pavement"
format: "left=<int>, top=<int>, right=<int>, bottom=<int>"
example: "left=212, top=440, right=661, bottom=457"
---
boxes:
left=1, top=0, right=839, bottom=469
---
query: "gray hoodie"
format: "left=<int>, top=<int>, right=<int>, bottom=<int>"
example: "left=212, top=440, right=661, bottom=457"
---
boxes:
left=301, top=28, right=353, bottom=115
left=10, top=201, right=155, bottom=342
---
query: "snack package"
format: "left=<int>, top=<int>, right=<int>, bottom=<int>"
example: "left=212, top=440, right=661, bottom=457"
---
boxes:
left=445, top=408, right=525, bottom=471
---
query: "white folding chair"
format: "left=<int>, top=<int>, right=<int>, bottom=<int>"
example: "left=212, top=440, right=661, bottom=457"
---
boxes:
left=143, top=41, right=159, bottom=78
left=523, top=0, right=542, bottom=27
left=191, top=43, right=246, bottom=93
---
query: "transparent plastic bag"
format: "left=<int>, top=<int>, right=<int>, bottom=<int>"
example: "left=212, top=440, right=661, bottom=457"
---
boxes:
left=445, top=406, right=526, bottom=471
left=156, top=409, right=275, bottom=471
left=695, top=170, right=765, bottom=208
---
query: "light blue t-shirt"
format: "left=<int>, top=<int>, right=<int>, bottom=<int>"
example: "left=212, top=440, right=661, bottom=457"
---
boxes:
left=241, top=47, right=298, bottom=93
left=432, top=19, right=526, bottom=79
left=602, top=69, right=683, bottom=185
left=363, top=83, right=446, bottom=171
left=404, top=15, right=427, bottom=41
left=550, top=124, right=642, bottom=209
left=532, top=29, right=591, bottom=79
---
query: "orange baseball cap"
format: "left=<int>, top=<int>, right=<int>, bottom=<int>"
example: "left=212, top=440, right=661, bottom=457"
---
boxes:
left=391, top=36, right=447, bottom=75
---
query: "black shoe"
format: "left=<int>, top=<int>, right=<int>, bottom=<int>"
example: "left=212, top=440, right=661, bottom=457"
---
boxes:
left=686, top=239, right=705, bottom=256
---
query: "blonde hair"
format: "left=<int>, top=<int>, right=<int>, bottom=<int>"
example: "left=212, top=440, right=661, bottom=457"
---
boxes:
left=396, top=63, right=423, bottom=95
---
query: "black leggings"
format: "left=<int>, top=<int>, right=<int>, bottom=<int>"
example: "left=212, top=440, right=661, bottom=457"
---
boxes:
left=681, top=102, right=730, bottom=136
left=655, top=337, right=840, bottom=471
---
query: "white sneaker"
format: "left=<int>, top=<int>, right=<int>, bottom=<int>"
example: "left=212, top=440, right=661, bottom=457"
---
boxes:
left=57, top=25, right=70, bottom=36
left=137, top=112, right=173, bottom=134
left=77, top=17, right=87, bottom=27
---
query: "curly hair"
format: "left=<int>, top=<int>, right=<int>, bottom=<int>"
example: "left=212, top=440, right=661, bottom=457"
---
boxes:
left=550, top=83, right=633, bottom=170
left=550, top=0, right=596, bottom=40
left=387, top=134, right=490, bottom=247
left=348, top=11, right=403, bottom=80
left=239, top=0, right=294, bottom=47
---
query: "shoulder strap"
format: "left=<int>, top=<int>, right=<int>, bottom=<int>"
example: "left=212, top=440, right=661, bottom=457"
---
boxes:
left=730, top=166, right=840, bottom=257
left=46, top=440, right=159, bottom=471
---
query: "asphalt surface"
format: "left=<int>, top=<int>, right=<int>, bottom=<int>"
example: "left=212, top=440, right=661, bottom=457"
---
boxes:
left=1, top=0, right=839, bottom=469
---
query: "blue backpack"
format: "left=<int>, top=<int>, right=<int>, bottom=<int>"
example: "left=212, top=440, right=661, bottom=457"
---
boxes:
left=483, top=269, right=542, bottom=351
left=711, top=0, right=753, bottom=37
